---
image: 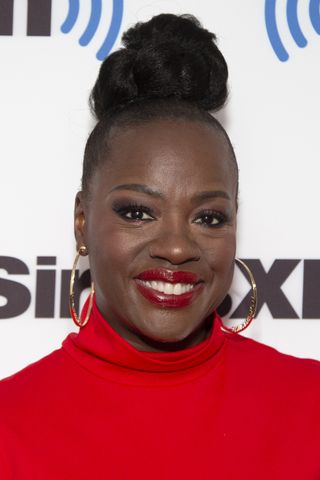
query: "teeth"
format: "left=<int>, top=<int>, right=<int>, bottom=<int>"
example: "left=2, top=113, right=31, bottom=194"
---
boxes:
left=140, top=280, right=195, bottom=295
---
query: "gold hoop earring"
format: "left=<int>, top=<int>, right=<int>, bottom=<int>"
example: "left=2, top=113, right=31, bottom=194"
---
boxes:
left=69, top=246, right=95, bottom=327
left=220, top=258, right=257, bottom=334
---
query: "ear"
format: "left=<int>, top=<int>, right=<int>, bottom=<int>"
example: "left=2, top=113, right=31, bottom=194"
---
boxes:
left=74, top=191, right=87, bottom=250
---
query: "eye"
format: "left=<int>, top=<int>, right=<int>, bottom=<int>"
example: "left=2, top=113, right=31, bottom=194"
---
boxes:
left=124, top=208, right=153, bottom=221
left=193, top=210, right=227, bottom=227
left=112, top=202, right=155, bottom=222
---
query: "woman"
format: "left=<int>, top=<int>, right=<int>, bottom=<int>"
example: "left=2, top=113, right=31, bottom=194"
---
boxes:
left=0, top=13, right=319, bottom=479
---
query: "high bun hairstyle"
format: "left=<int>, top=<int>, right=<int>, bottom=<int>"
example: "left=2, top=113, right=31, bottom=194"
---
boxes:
left=82, top=13, right=237, bottom=195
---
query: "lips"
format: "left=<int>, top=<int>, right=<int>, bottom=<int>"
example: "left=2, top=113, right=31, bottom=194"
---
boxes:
left=136, top=269, right=200, bottom=284
left=134, top=268, right=204, bottom=308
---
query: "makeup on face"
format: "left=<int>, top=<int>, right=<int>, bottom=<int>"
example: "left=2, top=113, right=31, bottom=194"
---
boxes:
left=135, top=268, right=204, bottom=308
left=78, top=119, right=237, bottom=349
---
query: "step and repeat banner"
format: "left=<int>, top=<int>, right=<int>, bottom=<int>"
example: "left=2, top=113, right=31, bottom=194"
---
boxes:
left=1, top=0, right=320, bottom=378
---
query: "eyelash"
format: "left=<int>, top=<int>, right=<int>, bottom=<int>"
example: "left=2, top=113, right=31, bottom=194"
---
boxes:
left=112, top=202, right=228, bottom=227
left=193, top=210, right=227, bottom=228
left=112, top=202, right=155, bottom=222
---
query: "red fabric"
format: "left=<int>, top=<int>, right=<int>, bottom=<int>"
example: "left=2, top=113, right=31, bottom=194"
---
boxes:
left=0, top=299, right=320, bottom=479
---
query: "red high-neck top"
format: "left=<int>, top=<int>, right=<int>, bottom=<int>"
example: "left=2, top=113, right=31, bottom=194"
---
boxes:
left=0, top=299, right=319, bottom=479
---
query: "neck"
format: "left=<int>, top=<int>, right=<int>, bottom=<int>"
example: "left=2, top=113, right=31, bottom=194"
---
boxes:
left=105, top=316, right=213, bottom=353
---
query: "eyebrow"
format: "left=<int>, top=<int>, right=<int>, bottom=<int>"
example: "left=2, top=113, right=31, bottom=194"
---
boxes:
left=110, top=184, right=230, bottom=202
left=193, top=190, right=231, bottom=202
left=110, top=184, right=163, bottom=198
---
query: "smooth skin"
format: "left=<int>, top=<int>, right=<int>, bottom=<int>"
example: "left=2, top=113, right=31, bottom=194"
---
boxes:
left=75, top=119, right=238, bottom=352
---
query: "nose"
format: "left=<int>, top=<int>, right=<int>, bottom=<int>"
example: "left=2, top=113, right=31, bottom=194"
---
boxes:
left=148, top=222, right=201, bottom=266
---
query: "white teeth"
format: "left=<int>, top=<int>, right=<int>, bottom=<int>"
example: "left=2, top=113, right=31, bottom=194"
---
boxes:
left=140, top=280, right=195, bottom=295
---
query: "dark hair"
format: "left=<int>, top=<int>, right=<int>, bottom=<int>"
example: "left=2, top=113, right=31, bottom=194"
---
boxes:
left=82, top=13, right=237, bottom=195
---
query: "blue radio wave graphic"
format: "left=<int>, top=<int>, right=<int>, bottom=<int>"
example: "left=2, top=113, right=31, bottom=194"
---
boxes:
left=61, top=0, right=123, bottom=61
left=265, top=0, right=320, bottom=61
left=79, top=0, right=102, bottom=47
left=310, top=0, right=320, bottom=33
left=287, top=0, right=307, bottom=47
left=61, top=0, right=80, bottom=33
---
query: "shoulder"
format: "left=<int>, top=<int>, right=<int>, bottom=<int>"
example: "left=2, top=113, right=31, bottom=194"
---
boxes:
left=0, top=348, right=71, bottom=409
left=224, top=333, right=320, bottom=394
left=225, top=332, right=320, bottom=374
left=0, top=348, right=76, bottom=469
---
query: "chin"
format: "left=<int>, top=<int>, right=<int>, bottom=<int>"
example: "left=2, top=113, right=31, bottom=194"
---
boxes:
left=138, top=317, right=200, bottom=345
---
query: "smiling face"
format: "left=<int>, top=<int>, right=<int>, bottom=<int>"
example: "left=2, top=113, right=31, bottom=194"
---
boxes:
left=75, top=118, right=238, bottom=351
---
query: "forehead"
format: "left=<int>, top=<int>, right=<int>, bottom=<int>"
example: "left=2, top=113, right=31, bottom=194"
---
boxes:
left=94, top=119, right=236, bottom=198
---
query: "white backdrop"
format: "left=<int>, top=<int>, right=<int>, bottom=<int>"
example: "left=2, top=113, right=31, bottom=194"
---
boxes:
left=1, top=0, right=320, bottom=379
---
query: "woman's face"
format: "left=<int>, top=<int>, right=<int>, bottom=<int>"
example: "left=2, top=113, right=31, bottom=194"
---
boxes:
left=75, top=119, right=237, bottom=351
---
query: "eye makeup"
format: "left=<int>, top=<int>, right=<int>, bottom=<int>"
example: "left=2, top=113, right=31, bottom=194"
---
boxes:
left=193, top=209, right=229, bottom=227
left=112, top=200, right=156, bottom=222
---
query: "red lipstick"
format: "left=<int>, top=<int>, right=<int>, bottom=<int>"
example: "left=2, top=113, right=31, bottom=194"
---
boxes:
left=134, top=269, right=204, bottom=308
left=136, top=269, right=200, bottom=284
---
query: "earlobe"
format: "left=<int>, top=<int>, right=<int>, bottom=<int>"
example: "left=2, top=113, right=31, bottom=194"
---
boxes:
left=74, top=191, right=87, bottom=249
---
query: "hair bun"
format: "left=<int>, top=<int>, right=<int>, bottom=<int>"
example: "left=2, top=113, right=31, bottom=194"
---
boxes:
left=91, top=14, right=228, bottom=120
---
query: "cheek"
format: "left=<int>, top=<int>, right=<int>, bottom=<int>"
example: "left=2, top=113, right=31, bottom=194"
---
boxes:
left=205, top=233, right=236, bottom=277
left=87, top=216, right=145, bottom=283
left=204, top=235, right=236, bottom=309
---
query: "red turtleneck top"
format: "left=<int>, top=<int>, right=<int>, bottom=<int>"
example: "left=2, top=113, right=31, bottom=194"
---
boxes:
left=0, top=300, right=319, bottom=479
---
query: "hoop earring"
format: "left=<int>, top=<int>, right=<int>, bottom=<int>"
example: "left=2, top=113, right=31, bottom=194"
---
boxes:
left=220, top=258, right=257, bottom=334
left=69, top=246, right=95, bottom=327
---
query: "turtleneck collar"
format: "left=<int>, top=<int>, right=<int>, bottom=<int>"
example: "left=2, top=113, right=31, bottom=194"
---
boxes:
left=63, top=297, right=226, bottom=386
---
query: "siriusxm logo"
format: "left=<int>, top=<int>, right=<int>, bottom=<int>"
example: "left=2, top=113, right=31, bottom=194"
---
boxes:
left=1, top=256, right=320, bottom=319
left=0, top=0, right=124, bottom=60
left=265, top=0, right=320, bottom=61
